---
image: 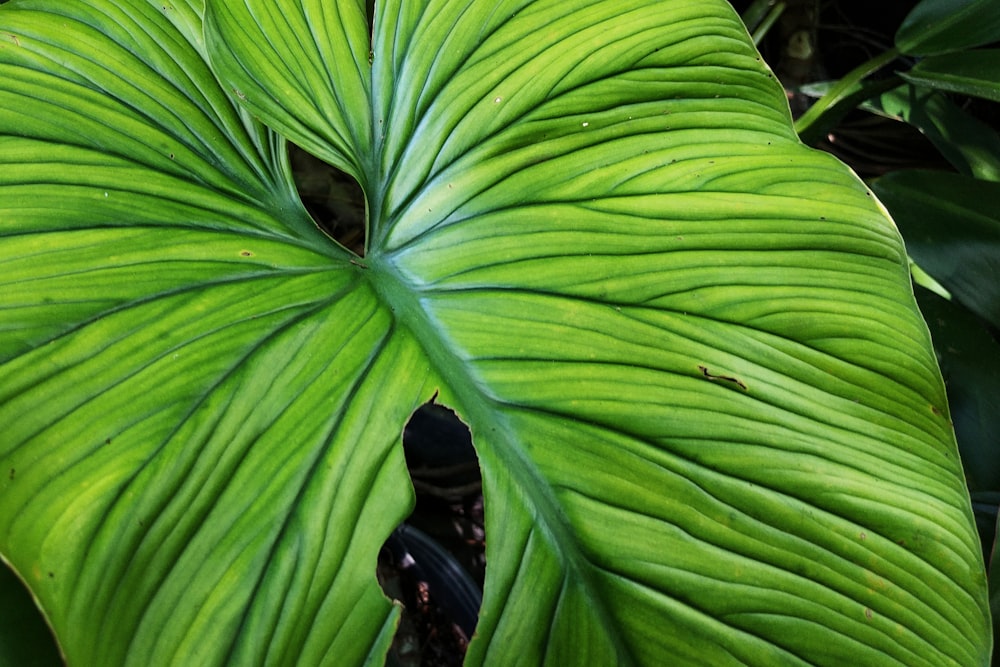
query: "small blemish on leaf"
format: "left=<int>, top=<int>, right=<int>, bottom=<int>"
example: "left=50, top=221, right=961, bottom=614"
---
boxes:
left=5, top=33, right=21, bottom=47
left=864, top=608, right=873, bottom=620
left=234, top=88, right=246, bottom=100
left=240, top=250, right=253, bottom=257
left=698, top=365, right=747, bottom=391
left=48, top=572, right=55, bottom=579
left=494, top=96, right=502, bottom=104
left=859, top=531, right=867, bottom=541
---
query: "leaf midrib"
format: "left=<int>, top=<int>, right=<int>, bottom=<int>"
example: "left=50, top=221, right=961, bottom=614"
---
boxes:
left=367, top=255, right=638, bottom=664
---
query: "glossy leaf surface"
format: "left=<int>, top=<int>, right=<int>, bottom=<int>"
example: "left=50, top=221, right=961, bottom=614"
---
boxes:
left=871, top=169, right=1000, bottom=329
left=867, top=85, right=1000, bottom=182
left=895, top=0, right=1000, bottom=55
left=903, top=50, right=1000, bottom=104
left=0, top=0, right=990, bottom=665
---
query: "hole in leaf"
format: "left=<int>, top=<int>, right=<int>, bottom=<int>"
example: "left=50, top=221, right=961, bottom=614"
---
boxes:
left=0, top=560, right=63, bottom=666
left=378, top=402, right=484, bottom=665
left=288, top=143, right=367, bottom=256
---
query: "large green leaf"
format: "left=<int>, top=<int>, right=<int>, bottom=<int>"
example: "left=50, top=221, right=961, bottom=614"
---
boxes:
left=0, top=0, right=990, bottom=665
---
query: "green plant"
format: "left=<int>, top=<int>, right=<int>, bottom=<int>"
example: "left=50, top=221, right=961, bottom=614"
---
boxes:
left=0, top=0, right=990, bottom=664
left=747, top=0, right=1000, bottom=655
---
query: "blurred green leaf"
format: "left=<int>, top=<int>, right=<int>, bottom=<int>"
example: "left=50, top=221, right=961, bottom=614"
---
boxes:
left=913, top=286, right=1000, bottom=492
left=970, top=491, right=999, bottom=562
left=896, top=0, right=1000, bottom=56
left=871, top=170, right=1000, bottom=328
left=910, top=260, right=952, bottom=300
left=903, top=50, right=1000, bottom=103
left=866, top=85, right=1000, bottom=181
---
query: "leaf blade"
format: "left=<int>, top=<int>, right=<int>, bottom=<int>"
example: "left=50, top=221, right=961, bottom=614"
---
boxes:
left=895, top=0, right=1000, bottom=55
left=0, top=3, right=420, bottom=665
left=1, top=0, right=991, bottom=665
left=203, top=0, right=373, bottom=183
left=902, top=50, right=1000, bottom=103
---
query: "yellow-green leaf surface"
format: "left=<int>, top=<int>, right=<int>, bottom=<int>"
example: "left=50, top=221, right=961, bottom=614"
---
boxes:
left=0, top=0, right=991, bottom=665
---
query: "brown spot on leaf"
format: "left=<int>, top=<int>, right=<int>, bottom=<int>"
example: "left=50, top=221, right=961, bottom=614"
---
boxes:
left=698, top=365, right=747, bottom=391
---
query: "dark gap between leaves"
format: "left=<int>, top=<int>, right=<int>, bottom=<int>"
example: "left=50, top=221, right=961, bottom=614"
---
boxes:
left=288, top=143, right=367, bottom=256
left=289, top=117, right=484, bottom=665
left=379, top=403, right=485, bottom=667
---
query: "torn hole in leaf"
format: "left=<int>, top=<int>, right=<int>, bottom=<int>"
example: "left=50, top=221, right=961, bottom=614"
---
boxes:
left=0, top=559, right=62, bottom=666
left=288, top=143, right=367, bottom=256
left=378, top=402, right=484, bottom=664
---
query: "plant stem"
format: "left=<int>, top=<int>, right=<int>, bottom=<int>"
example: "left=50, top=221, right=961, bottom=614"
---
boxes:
left=794, top=47, right=902, bottom=144
left=751, top=2, right=786, bottom=45
left=741, top=0, right=786, bottom=44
